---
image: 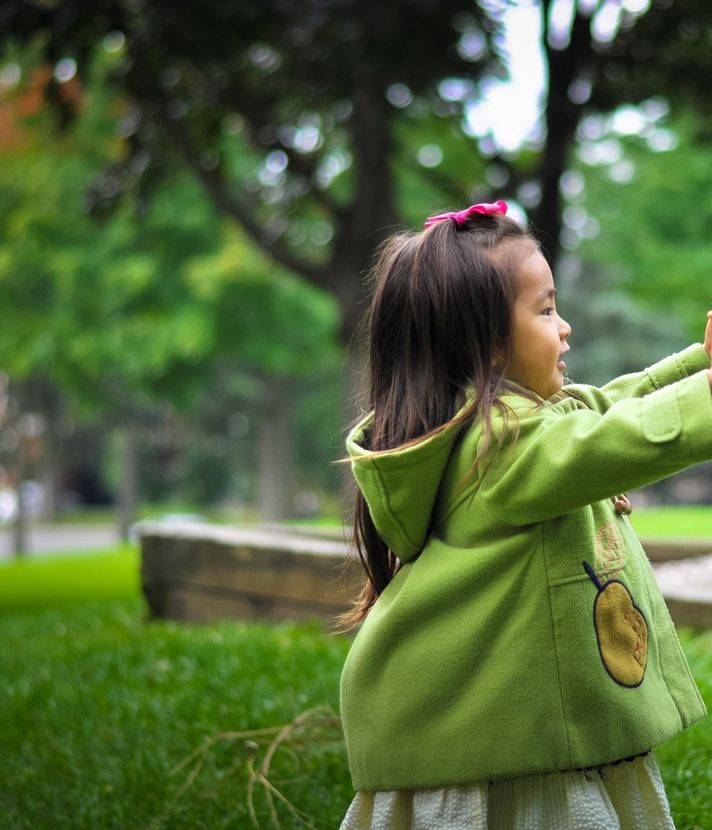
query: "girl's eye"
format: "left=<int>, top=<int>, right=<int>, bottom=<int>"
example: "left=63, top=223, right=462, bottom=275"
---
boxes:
left=543, top=307, right=555, bottom=317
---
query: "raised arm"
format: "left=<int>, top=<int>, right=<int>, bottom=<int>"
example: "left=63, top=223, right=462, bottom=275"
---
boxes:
left=565, top=311, right=712, bottom=413
left=480, top=368, right=712, bottom=526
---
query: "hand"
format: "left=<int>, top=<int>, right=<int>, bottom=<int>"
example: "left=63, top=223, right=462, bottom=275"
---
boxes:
left=705, top=311, right=712, bottom=360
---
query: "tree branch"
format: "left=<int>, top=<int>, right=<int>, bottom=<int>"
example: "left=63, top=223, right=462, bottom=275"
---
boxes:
left=221, top=82, right=340, bottom=218
left=152, top=103, right=332, bottom=290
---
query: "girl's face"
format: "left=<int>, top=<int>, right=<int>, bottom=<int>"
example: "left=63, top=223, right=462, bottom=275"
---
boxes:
left=506, top=248, right=571, bottom=400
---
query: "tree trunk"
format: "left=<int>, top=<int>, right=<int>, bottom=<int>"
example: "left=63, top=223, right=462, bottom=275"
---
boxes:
left=534, top=4, right=596, bottom=265
left=40, top=429, right=57, bottom=522
left=12, top=438, right=28, bottom=557
left=331, top=79, right=398, bottom=345
left=258, top=379, right=294, bottom=522
left=339, top=342, right=368, bottom=517
left=117, top=425, right=138, bottom=542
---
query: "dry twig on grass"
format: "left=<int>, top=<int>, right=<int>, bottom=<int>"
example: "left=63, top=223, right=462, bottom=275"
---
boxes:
left=161, top=705, right=344, bottom=829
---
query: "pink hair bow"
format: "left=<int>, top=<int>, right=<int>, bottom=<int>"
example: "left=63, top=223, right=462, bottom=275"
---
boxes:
left=424, top=199, right=508, bottom=229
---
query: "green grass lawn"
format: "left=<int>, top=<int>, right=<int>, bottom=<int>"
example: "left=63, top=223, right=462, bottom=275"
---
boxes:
left=655, top=627, right=712, bottom=830
left=631, top=505, right=712, bottom=539
left=1, top=542, right=711, bottom=829
left=0, top=545, right=139, bottom=610
left=0, top=598, right=353, bottom=829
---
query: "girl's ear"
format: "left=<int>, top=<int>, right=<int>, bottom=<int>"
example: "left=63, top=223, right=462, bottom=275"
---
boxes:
left=492, top=341, right=511, bottom=373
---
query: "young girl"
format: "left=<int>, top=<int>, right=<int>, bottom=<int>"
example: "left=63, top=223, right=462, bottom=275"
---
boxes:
left=338, top=200, right=712, bottom=829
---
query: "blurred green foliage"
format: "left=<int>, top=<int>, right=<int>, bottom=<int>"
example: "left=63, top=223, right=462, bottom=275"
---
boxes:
left=0, top=62, right=340, bottom=414
left=577, top=116, right=712, bottom=343
left=3, top=3, right=712, bottom=512
left=0, top=45, right=344, bottom=508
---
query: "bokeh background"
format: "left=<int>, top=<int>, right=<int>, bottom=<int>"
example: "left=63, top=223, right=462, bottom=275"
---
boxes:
left=1, top=3, right=712, bottom=828
left=1, top=0, right=712, bottom=545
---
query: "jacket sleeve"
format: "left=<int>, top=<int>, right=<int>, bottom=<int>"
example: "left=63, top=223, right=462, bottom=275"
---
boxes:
left=480, top=369, right=712, bottom=526
left=563, top=343, right=710, bottom=414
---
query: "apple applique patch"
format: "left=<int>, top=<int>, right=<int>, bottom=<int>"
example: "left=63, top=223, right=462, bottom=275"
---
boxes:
left=583, top=560, right=648, bottom=688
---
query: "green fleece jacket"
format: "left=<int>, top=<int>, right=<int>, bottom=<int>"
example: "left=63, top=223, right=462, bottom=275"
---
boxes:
left=340, top=344, right=711, bottom=792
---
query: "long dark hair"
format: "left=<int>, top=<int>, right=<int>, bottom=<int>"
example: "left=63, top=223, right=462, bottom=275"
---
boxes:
left=341, top=212, right=539, bottom=630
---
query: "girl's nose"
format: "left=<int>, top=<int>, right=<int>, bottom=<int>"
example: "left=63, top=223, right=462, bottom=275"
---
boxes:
left=559, top=316, right=572, bottom=339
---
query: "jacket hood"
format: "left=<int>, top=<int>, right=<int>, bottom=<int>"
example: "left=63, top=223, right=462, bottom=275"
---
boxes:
left=346, top=413, right=465, bottom=563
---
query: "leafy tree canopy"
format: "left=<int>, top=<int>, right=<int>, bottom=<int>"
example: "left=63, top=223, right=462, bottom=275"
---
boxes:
left=0, top=46, right=339, bottom=418
left=3, top=0, right=711, bottom=346
left=567, top=111, right=712, bottom=342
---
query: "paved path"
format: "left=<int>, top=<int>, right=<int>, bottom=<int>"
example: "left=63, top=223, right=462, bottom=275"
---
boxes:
left=0, top=523, right=119, bottom=560
left=652, top=554, right=712, bottom=603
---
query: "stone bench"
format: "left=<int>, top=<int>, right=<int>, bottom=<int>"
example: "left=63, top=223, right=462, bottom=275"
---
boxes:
left=642, top=538, right=712, bottom=562
left=139, top=523, right=712, bottom=628
left=652, top=554, right=712, bottom=628
left=140, top=523, right=357, bottom=627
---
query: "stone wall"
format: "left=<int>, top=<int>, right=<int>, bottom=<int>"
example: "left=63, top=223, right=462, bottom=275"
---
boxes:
left=140, top=522, right=712, bottom=628
left=140, top=523, right=358, bottom=628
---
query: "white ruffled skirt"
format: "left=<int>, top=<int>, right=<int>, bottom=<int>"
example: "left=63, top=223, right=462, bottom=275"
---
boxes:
left=340, top=753, right=675, bottom=830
